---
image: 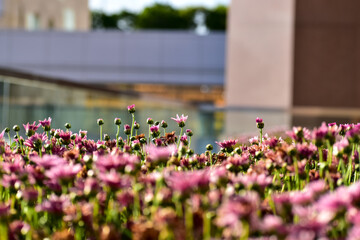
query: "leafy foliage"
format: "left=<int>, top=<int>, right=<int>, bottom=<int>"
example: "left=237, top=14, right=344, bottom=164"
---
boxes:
left=91, top=4, right=228, bottom=31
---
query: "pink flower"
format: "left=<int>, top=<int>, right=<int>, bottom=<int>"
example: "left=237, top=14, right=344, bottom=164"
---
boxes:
left=23, top=121, right=41, bottom=136
left=31, top=155, right=67, bottom=169
left=39, top=117, right=52, bottom=131
left=0, top=129, right=4, bottom=139
left=99, top=170, right=131, bottom=190
left=216, top=139, right=238, bottom=151
left=36, top=194, right=70, bottom=215
left=146, top=144, right=177, bottom=164
left=150, top=125, right=159, bottom=133
left=45, top=164, right=82, bottom=183
left=127, top=104, right=136, bottom=113
left=24, top=133, right=47, bottom=151
left=171, top=114, right=188, bottom=127
left=256, top=117, right=263, bottom=123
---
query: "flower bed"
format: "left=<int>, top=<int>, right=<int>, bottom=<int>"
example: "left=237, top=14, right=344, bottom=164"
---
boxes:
left=0, top=105, right=360, bottom=239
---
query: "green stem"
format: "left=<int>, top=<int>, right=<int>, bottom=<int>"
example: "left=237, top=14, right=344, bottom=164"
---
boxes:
left=0, top=220, right=8, bottom=240
left=203, top=212, right=212, bottom=240
left=293, top=156, right=299, bottom=190
left=177, top=127, right=184, bottom=148
left=16, top=132, right=24, bottom=155
left=130, top=113, right=135, bottom=139
left=185, top=203, right=194, bottom=240
left=116, top=125, right=120, bottom=148
left=100, top=126, right=103, bottom=141
left=240, top=220, right=249, bottom=240
left=259, top=129, right=263, bottom=144
left=7, top=132, right=11, bottom=146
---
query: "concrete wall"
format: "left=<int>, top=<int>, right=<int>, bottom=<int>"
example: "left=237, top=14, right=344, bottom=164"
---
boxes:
left=224, top=0, right=295, bottom=136
left=0, top=30, right=225, bottom=85
left=0, top=0, right=89, bottom=31
left=225, top=0, right=295, bottom=109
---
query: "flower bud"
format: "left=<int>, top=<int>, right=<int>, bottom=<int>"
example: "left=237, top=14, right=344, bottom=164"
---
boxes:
left=13, top=125, right=20, bottom=132
left=114, top=118, right=122, bottom=125
left=104, top=134, right=110, bottom=141
left=4, top=127, right=10, bottom=133
left=127, top=104, right=136, bottom=114
left=70, top=134, right=76, bottom=140
left=206, top=144, right=213, bottom=151
left=256, top=118, right=264, bottom=129
left=186, top=129, right=193, bottom=137
left=124, top=124, right=131, bottom=135
left=160, top=120, right=168, bottom=128
left=65, top=123, right=71, bottom=129
left=97, top=119, right=104, bottom=126
left=146, top=118, right=154, bottom=125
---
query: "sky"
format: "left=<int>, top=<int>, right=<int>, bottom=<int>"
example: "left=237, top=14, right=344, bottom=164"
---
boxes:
left=89, top=0, right=230, bottom=13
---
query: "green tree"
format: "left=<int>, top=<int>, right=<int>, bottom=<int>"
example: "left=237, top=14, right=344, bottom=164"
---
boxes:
left=134, top=3, right=187, bottom=29
left=179, top=6, right=208, bottom=29
left=91, top=11, right=137, bottom=30
left=205, top=5, right=227, bottom=31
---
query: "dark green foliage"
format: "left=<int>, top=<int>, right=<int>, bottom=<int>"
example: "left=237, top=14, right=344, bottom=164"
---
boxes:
left=91, top=4, right=228, bottom=31
left=205, top=5, right=227, bottom=30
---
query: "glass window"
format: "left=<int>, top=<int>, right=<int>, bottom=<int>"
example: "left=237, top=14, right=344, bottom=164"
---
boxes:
left=0, top=0, right=3, bottom=16
left=63, top=8, right=75, bottom=31
left=26, top=13, right=40, bottom=30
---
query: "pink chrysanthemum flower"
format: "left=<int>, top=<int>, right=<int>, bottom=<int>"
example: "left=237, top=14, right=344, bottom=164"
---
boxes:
left=39, top=117, right=52, bottom=131
left=171, top=114, right=188, bottom=127
left=23, top=121, right=41, bottom=137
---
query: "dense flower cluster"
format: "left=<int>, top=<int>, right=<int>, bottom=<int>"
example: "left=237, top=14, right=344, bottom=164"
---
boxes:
left=1, top=107, right=360, bottom=239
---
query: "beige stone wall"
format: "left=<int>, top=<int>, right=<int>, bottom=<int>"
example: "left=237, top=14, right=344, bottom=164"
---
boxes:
left=0, top=0, right=89, bottom=31
left=224, top=0, right=295, bottom=136
left=225, top=0, right=295, bottom=109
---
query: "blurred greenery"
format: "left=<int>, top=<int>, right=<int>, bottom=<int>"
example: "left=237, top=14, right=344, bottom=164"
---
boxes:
left=91, top=3, right=227, bottom=31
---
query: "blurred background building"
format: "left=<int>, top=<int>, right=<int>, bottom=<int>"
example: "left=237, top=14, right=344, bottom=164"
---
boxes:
left=1, top=0, right=358, bottom=150
left=225, top=0, right=360, bottom=137
left=0, top=0, right=89, bottom=31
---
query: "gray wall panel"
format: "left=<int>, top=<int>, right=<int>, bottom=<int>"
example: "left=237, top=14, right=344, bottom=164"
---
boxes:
left=0, top=30, right=225, bottom=85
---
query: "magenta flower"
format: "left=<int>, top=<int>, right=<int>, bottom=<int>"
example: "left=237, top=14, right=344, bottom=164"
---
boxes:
left=22, top=188, right=39, bottom=203
left=150, top=125, right=159, bottom=133
left=36, top=194, right=70, bottom=215
left=215, top=192, right=259, bottom=237
left=58, top=130, right=71, bottom=145
left=127, top=104, right=136, bottom=113
left=117, top=190, right=134, bottom=208
left=39, top=117, right=52, bottom=131
left=171, top=114, right=188, bottom=127
left=231, top=173, right=272, bottom=192
left=45, top=164, right=82, bottom=183
left=23, top=121, right=41, bottom=136
left=256, top=117, right=264, bottom=129
left=24, top=133, right=47, bottom=150
left=99, top=170, right=131, bottom=190
left=0, top=129, right=4, bottom=139
left=0, top=203, right=9, bottom=217
left=216, top=139, right=238, bottom=153
left=9, top=221, right=30, bottom=237
left=165, top=170, right=210, bottom=195
left=31, top=155, right=67, bottom=169
left=180, top=134, right=188, bottom=142
left=2, top=174, right=21, bottom=189
left=124, top=124, right=131, bottom=135
left=146, top=144, right=176, bottom=164
left=95, top=153, right=140, bottom=173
